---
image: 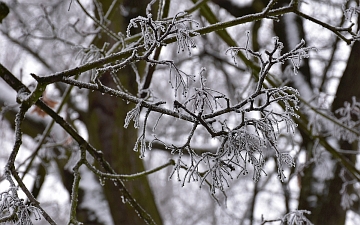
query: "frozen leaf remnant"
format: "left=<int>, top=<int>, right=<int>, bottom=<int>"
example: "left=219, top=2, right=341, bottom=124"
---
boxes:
left=124, top=101, right=142, bottom=129
left=334, top=96, right=360, bottom=143
left=0, top=187, right=42, bottom=224
left=282, top=210, right=313, bottom=225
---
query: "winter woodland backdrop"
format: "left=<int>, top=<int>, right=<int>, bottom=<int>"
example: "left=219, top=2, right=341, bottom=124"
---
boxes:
left=0, top=0, right=360, bottom=224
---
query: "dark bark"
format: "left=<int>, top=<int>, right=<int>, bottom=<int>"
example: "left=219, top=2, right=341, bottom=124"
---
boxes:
left=85, top=0, right=162, bottom=224
left=298, top=18, right=360, bottom=225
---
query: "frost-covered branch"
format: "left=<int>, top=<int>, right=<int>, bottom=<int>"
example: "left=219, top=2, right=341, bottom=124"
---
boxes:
left=2, top=91, right=57, bottom=225
left=2, top=0, right=360, bottom=224
left=294, top=9, right=358, bottom=45
left=0, top=64, right=158, bottom=225
left=261, top=210, right=313, bottom=225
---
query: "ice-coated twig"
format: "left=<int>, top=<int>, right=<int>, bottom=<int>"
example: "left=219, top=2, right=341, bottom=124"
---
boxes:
left=4, top=97, right=57, bottom=225
left=68, top=145, right=85, bottom=225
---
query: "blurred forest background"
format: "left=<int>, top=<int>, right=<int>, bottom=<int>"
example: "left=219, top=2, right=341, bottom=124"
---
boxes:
left=1, top=0, right=360, bottom=224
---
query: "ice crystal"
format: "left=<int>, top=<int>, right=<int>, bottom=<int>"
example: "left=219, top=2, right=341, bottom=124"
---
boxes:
left=126, top=11, right=199, bottom=55
left=0, top=187, right=42, bottom=224
left=282, top=210, right=313, bottom=225
left=343, top=4, right=360, bottom=22
left=334, top=96, right=360, bottom=143
left=285, top=39, right=316, bottom=75
left=133, top=133, right=147, bottom=158
left=226, top=37, right=316, bottom=76
left=184, top=68, right=226, bottom=113
left=124, top=102, right=142, bottom=129
left=168, top=62, right=195, bottom=97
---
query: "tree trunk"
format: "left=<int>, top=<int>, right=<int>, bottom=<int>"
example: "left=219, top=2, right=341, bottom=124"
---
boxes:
left=85, top=0, right=162, bottom=224
left=298, top=21, right=360, bottom=225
